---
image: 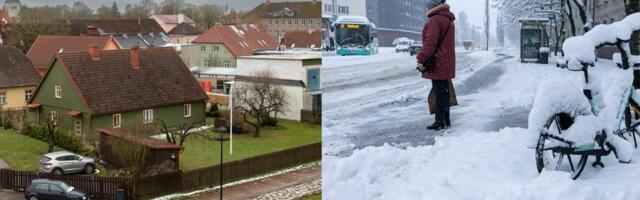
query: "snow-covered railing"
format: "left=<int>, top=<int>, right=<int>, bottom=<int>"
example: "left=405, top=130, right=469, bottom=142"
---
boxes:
left=563, top=13, right=640, bottom=70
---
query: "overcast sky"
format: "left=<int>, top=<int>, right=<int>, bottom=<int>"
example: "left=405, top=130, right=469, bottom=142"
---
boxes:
left=16, top=0, right=310, bottom=11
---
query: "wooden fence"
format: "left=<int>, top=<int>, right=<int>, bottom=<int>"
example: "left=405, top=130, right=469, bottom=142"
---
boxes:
left=0, top=142, right=321, bottom=200
left=0, top=170, right=129, bottom=199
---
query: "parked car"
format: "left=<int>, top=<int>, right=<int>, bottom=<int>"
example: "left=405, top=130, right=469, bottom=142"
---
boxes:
left=409, top=42, right=423, bottom=56
left=395, top=40, right=412, bottom=53
left=25, top=179, right=88, bottom=200
left=39, top=151, right=95, bottom=175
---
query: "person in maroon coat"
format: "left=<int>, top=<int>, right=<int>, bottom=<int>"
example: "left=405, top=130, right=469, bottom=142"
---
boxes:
left=416, top=0, right=456, bottom=130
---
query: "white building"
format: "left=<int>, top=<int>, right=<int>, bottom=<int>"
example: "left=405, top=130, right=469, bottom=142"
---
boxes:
left=236, top=53, right=321, bottom=122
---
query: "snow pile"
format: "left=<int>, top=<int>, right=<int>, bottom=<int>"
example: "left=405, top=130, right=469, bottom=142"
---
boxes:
left=527, top=79, right=593, bottom=145
left=563, top=13, right=640, bottom=67
left=324, top=127, right=640, bottom=200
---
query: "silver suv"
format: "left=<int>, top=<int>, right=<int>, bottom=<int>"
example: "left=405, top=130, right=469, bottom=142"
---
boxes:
left=39, top=151, right=96, bottom=175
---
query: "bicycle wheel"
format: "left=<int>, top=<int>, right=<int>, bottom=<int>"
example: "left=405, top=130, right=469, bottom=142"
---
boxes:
left=571, top=155, right=588, bottom=180
left=536, top=113, right=574, bottom=173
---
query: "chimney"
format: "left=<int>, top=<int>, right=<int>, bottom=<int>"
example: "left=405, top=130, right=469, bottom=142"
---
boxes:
left=87, top=26, right=98, bottom=36
left=130, top=45, right=140, bottom=70
left=88, top=45, right=100, bottom=61
left=178, top=13, right=185, bottom=24
left=265, top=0, right=271, bottom=5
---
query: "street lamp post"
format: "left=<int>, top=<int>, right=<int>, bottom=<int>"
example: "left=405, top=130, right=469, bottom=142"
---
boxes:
left=214, top=134, right=229, bottom=200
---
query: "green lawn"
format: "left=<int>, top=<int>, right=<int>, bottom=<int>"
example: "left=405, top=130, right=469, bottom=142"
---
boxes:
left=0, top=129, right=62, bottom=171
left=298, top=193, right=321, bottom=200
left=179, top=119, right=321, bottom=171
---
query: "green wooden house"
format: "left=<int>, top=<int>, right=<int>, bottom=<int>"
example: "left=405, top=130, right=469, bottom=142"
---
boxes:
left=27, top=46, right=208, bottom=141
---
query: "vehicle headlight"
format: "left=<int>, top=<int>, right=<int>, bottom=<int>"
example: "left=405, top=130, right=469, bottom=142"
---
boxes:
left=365, top=47, right=370, bottom=51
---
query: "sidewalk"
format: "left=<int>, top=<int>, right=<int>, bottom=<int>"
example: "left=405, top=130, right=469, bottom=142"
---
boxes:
left=186, top=165, right=321, bottom=200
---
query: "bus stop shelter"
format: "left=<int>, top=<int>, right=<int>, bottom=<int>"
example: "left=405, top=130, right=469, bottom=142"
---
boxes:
left=520, top=18, right=550, bottom=64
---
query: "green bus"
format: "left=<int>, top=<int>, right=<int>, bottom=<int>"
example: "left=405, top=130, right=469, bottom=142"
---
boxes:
left=334, top=15, right=379, bottom=56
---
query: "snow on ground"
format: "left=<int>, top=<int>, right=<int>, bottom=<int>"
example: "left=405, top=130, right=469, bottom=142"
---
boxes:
left=323, top=47, right=508, bottom=156
left=324, top=50, right=640, bottom=199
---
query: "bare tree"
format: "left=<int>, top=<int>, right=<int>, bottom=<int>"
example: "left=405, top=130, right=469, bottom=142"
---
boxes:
left=41, top=115, right=62, bottom=153
left=233, top=70, right=288, bottom=138
left=158, top=119, right=196, bottom=153
left=485, top=0, right=490, bottom=50
left=106, top=121, right=155, bottom=187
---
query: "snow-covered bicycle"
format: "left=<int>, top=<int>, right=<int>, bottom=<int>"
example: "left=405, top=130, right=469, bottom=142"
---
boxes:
left=530, top=13, right=640, bottom=179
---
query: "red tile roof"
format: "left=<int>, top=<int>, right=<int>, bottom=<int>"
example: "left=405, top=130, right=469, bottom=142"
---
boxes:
left=193, top=24, right=277, bottom=57
left=27, top=35, right=117, bottom=70
left=283, top=30, right=321, bottom=48
left=37, top=47, right=208, bottom=116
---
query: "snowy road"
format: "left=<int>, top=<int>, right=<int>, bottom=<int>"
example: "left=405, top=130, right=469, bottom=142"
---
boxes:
left=323, top=48, right=513, bottom=156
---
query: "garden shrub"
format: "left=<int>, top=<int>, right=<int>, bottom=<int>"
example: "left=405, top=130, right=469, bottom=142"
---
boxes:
left=20, top=123, right=90, bottom=155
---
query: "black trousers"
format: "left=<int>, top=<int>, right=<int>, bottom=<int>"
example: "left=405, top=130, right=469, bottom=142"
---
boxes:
left=432, top=80, right=450, bottom=124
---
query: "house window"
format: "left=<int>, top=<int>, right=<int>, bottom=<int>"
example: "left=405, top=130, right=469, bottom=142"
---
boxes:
left=25, top=90, right=33, bottom=102
left=312, top=94, right=322, bottom=112
left=113, top=114, right=121, bottom=128
left=184, top=104, right=192, bottom=117
left=74, top=118, right=82, bottom=136
left=223, top=60, right=230, bottom=67
left=0, top=92, right=5, bottom=104
left=50, top=111, right=57, bottom=125
left=213, top=46, right=219, bottom=52
left=200, top=45, right=206, bottom=52
left=54, top=85, right=62, bottom=98
left=202, top=59, right=210, bottom=67
left=307, top=68, right=321, bottom=91
left=143, top=109, right=154, bottom=124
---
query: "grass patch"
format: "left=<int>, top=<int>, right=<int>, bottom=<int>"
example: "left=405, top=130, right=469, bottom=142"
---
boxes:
left=0, top=129, right=62, bottom=171
left=298, top=193, right=321, bottom=200
left=179, top=119, right=321, bottom=171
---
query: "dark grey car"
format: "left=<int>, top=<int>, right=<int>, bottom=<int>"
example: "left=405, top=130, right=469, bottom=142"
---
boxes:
left=24, top=179, right=88, bottom=200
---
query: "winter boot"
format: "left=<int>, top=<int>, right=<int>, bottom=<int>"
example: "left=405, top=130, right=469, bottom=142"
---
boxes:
left=427, top=122, right=447, bottom=130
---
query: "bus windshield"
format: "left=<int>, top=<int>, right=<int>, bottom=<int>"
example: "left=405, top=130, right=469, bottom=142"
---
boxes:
left=335, top=24, right=370, bottom=47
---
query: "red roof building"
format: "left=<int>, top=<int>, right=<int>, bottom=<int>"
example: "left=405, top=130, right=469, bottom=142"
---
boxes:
left=26, top=35, right=121, bottom=75
left=193, top=23, right=277, bottom=57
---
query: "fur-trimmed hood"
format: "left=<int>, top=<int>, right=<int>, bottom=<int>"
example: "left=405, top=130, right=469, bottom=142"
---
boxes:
left=427, top=3, right=455, bottom=21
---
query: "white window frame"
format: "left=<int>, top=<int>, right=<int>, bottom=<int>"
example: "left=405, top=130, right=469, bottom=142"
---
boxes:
left=113, top=113, right=121, bottom=128
left=143, top=109, right=154, bottom=124
left=25, top=90, right=33, bottom=102
left=50, top=111, right=57, bottom=125
left=74, top=118, right=82, bottom=136
left=54, top=85, right=62, bottom=99
left=0, top=92, right=5, bottom=105
left=202, top=59, right=210, bottom=67
left=184, top=104, right=192, bottom=117
left=213, top=46, right=219, bottom=52
left=200, top=45, right=206, bottom=52
left=223, top=60, right=230, bottom=67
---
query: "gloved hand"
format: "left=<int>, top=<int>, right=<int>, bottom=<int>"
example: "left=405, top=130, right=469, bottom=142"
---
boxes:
left=416, top=63, right=426, bottom=72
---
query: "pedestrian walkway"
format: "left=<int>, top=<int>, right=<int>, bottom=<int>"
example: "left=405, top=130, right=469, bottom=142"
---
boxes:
left=186, top=165, right=321, bottom=200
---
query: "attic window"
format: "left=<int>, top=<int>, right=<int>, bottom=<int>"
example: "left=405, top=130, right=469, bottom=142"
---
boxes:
left=54, top=85, right=62, bottom=98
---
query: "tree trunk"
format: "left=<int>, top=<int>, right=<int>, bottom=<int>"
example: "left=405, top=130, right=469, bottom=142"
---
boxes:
left=565, top=0, right=577, bottom=36
left=48, top=132, right=55, bottom=153
left=626, top=0, right=640, bottom=55
left=571, top=0, right=591, bottom=33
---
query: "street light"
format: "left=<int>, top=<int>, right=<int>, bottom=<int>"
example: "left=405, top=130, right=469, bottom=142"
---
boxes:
left=214, top=134, right=229, bottom=200
left=225, top=81, right=235, bottom=155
